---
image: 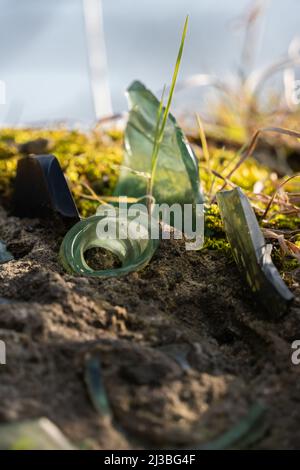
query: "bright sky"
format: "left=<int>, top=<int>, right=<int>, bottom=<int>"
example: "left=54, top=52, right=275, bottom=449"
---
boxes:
left=0, top=0, right=300, bottom=125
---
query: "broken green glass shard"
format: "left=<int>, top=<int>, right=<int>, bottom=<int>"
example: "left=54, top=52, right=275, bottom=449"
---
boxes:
left=217, top=187, right=294, bottom=317
left=115, top=81, right=202, bottom=206
left=60, top=81, right=202, bottom=277
left=85, top=352, right=131, bottom=442
left=86, top=351, right=267, bottom=449
left=59, top=204, right=159, bottom=277
left=0, top=240, right=14, bottom=264
left=85, top=355, right=112, bottom=417
left=14, top=155, right=80, bottom=225
left=0, top=418, right=75, bottom=450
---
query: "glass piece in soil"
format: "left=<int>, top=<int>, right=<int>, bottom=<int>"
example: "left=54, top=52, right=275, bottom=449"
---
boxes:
left=0, top=418, right=75, bottom=450
left=196, top=403, right=267, bottom=450
left=13, top=154, right=80, bottom=225
left=59, top=203, right=159, bottom=277
left=60, top=81, right=202, bottom=277
left=115, top=80, right=202, bottom=207
left=85, top=355, right=112, bottom=417
left=217, top=187, right=294, bottom=317
left=0, top=240, right=14, bottom=264
left=85, top=352, right=267, bottom=450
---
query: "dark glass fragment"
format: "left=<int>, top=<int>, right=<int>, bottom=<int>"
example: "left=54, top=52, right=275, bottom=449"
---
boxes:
left=13, top=154, right=80, bottom=225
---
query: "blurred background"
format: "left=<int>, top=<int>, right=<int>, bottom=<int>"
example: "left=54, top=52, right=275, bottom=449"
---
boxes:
left=0, top=0, right=300, bottom=125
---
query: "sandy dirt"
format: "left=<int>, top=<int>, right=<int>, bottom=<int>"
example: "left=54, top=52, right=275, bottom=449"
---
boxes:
left=0, top=205, right=300, bottom=449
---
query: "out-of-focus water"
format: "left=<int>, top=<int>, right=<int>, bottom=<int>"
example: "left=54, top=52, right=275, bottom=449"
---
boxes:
left=0, top=0, right=300, bottom=124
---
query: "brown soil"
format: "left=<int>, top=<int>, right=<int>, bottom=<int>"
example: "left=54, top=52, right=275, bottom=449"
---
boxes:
left=0, top=205, right=300, bottom=449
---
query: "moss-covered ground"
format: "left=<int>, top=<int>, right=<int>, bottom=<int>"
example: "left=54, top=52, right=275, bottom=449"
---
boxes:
left=0, top=123, right=299, bottom=277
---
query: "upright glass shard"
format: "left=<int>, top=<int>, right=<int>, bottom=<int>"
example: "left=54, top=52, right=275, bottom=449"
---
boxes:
left=217, top=187, right=294, bottom=317
left=14, top=155, right=80, bottom=225
left=115, top=81, right=202, bottom=206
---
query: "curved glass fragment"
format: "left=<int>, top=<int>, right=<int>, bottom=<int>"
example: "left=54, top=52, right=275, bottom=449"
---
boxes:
left=59, top=204, right=159, bottom=278
left=196, top=403, right=267, bottom=450
left=85, top=353, right=267, bottom=450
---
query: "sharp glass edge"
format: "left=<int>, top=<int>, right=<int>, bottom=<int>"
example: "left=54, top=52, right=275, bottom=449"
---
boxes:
left=217, top=187, right=294, bottom=317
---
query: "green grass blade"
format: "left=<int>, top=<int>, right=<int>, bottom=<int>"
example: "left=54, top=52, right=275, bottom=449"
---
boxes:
left=158, top=15, right=189, bottom=141
left=149, top=15, right=189, bottom=198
